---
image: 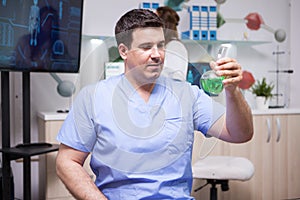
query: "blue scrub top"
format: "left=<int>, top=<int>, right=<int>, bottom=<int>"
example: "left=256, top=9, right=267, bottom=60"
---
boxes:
left=57, top=74, right=225, bottom=199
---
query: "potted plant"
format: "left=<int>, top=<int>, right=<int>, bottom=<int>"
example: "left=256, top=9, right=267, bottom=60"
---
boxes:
left=251, top=77, right=274, bottom=109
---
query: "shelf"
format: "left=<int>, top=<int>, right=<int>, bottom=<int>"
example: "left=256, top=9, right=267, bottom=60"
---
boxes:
left=182, top=39, right=271, bottom=46
left=0, top=143, right=59, bottom=160
left=81, top=35, right=271, bottom=47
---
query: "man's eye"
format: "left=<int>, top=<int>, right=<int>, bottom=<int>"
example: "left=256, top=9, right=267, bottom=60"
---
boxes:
left=140, top=46, right=152, bottom=50
left=157, top=43, right=165, bottom=49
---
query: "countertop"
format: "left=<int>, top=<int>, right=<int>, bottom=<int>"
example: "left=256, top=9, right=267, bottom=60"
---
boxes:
left=252, top=108, right=300, bottom=115
left=37, top=111, right=68, bottom=121
left=38, top=108, right=300, bottom=121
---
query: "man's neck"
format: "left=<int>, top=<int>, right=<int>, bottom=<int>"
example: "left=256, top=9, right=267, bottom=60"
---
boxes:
left=136, top=83, right=155, bottom=102
left=125, top=74, right=156, bottom=102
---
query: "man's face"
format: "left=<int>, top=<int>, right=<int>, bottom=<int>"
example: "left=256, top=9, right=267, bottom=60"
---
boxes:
left=124, top=27, right=165, bottom=84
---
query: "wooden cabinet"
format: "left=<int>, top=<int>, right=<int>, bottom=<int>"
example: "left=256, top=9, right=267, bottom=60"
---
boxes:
left=192, top=112, right=300, bottom=200
left=38, top=112, right=94, bottom=200
left=234, top=114, right=288, bottom=200
left=287, top=114, right=300, bottom=199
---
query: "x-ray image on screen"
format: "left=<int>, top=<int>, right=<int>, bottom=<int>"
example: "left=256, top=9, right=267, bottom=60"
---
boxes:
left=0, top=0, right=83, bottom=73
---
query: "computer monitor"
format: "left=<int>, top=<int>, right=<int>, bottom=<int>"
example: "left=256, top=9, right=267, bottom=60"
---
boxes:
left=0, top=0, right=84, bottom=73
left=187, top=62, right=211, bottom=87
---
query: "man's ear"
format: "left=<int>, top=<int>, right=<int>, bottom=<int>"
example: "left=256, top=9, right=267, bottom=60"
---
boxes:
left=118, top=44, right=128, bottom=59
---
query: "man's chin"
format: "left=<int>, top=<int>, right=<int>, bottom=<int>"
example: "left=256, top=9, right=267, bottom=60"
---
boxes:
left=150, top=70, right=161, bottom=78
left=145, top=71, right=161, bottom=83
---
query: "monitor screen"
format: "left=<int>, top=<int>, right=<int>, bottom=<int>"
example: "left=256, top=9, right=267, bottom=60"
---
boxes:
left=0, top=0, right=83, bottom=73
left=187, top=62, right=211, bottom=88
left=187, top=62, right=218, bottom=96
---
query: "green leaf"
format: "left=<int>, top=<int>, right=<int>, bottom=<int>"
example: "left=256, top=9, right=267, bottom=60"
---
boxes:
left=250, top=77, right=274, bottom=100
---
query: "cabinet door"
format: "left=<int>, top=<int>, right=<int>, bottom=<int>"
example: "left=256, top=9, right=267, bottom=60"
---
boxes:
left=38, top=119, right=74, bottom=199
left=218, top=114, right=288, bottom=200
left=287, top=114, right=300, bottom=198
left=38, top=119, right=94, bottom=200
left=272, top=115, right=288, bottom=200
left=222, top=115, right=272, bottom=200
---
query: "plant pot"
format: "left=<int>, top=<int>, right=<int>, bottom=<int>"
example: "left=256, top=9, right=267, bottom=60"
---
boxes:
left=255, top=96, right=269, bottom=110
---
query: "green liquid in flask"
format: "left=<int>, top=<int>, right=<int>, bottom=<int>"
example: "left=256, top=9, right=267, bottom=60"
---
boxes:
left=200, top=75, right=225, bottom=95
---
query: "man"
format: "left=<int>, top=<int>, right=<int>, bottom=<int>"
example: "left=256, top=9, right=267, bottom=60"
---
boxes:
left=56, top=9, right=253, bottom=200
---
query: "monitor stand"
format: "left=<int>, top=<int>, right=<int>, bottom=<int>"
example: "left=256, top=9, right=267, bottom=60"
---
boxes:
left=1, top=71, right=59, bottom=200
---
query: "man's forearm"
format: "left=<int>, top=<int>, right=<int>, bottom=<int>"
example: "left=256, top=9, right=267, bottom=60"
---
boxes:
left=56, top=157, right=107, bottom=200
left=225, top=87, right=254, bottom=143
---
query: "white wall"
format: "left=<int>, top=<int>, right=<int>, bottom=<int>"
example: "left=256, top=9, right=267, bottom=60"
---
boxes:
left=290, top=0, right=300, bottom=108
left=82, top=0, right=164, bottom=36
left=3, top=0, right=298, bottom=199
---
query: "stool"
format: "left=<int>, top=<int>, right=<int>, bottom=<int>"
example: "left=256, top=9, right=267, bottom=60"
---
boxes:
left=192, top=156, right=254, bottom=200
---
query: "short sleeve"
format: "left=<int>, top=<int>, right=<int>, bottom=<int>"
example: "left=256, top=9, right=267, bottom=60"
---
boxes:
left=192, top=86, right=225, bottom=135
left=56, top=84, right=97, bottom=152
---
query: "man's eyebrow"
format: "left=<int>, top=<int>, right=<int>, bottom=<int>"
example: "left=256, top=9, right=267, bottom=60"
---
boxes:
left=138, top=40, right=165, bottom=47
left=139, top=42, right=153, bottom=46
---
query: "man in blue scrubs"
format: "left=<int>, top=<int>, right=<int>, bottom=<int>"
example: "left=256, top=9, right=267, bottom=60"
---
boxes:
left=56, top=9, right=253, bottom=200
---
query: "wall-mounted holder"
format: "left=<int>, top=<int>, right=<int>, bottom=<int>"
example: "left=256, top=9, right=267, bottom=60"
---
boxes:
left=50, top=73, right=75, bottom=98
left=268, top=46, right=294, bottom=108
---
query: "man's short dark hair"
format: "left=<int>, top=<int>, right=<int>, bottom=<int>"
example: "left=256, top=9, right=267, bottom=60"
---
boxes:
left=115, top=9, right=164, bottom=48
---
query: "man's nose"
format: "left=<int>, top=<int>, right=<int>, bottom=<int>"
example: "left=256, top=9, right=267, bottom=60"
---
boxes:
left=150, top=46, right=162, bottom=58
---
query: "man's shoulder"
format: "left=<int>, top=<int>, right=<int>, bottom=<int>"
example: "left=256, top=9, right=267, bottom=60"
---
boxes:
left=78, top=75, right=120, bottom=95
left=158, top=76, right=197, bottom=96
left=160, top=76, right=190, bottom=86
left=85, top=74, right=123, bottom=90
